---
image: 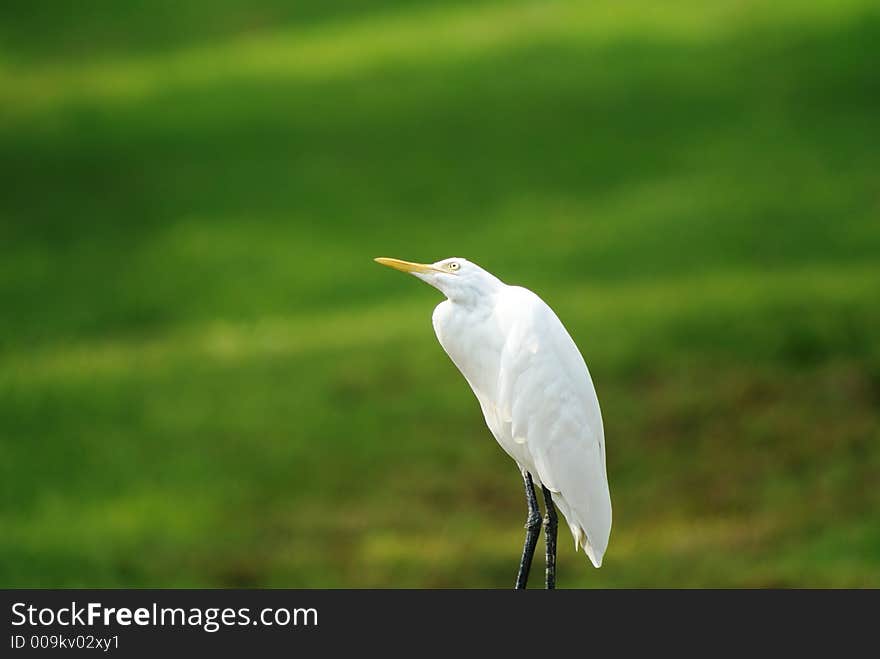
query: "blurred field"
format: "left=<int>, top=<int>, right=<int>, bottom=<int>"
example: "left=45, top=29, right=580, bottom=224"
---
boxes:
left=1, top=0, right=879, bottom=587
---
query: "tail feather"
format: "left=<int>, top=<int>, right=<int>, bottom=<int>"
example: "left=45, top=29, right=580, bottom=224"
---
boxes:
left=552, top=491, right=609, bottom=568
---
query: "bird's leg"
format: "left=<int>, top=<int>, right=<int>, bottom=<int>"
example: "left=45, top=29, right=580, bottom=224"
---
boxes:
left=515, top=469, right=542, bottom=589
left=541, top=486, right=558, bottom=589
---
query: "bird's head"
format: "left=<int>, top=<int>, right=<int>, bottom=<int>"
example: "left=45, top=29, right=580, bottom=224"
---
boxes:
left=374, top=256, right=502, bottom=302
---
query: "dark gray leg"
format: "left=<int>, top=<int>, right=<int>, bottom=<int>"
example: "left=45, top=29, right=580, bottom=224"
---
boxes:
left=541, top=486, right=558, bottom=589
left=515, top=469, right=541, bottom=589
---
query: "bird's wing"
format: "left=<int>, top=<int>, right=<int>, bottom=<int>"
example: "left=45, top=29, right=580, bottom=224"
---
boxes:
left=496, top=287, right=611, bottom=567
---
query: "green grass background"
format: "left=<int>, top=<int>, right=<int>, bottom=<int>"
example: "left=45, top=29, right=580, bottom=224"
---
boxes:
left=1, top=0, right=878, bottom=587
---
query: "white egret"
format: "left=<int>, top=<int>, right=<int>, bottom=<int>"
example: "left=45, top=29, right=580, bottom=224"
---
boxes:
left=375, top=256, right=611, bottom=588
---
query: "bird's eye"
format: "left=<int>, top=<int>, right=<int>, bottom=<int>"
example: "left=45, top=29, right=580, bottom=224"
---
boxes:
left=447, top=262, right=460, bottom=271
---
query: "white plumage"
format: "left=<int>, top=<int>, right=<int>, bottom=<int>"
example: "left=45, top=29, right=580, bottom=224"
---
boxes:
left=376, top=256, right=612, bottom=570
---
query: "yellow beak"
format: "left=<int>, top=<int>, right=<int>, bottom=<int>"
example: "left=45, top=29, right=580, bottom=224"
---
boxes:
left=374, top=257, right=437, bottom=274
